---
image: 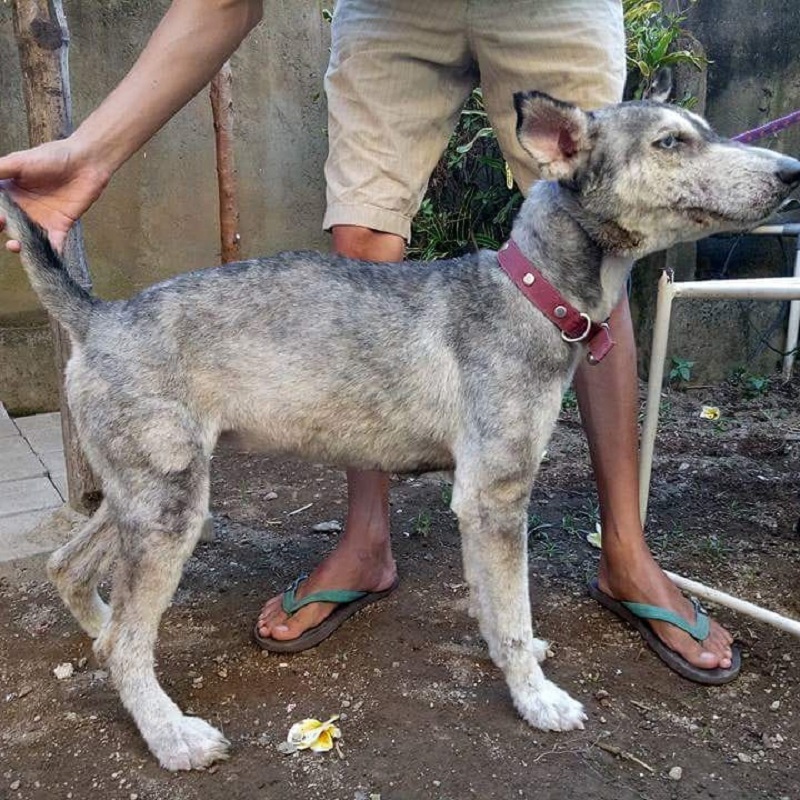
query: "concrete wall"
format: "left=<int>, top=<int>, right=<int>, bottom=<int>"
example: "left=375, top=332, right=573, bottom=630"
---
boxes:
left=1, top=1, right=799, bottom=409
left=0, top=1, right=331, bottom=413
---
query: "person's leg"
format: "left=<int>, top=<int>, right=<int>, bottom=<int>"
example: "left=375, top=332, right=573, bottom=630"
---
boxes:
left=257, top=0, right=475, bottom=644
left=574, top=297, right=733, bottom=669
left=472, top=0, right=733, bottom=672
left=256, top=229, right=403, bottom=643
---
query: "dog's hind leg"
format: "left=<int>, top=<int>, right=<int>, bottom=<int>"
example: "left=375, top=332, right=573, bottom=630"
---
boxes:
left=452, top=457, right=586, bottom=733
left=94, top=459, right=229, bottom=771
left=48, top=500, right=116, bottom=638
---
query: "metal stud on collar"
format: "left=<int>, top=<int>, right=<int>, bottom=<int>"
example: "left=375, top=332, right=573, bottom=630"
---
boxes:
left=522, top=273, right=535, bottom=285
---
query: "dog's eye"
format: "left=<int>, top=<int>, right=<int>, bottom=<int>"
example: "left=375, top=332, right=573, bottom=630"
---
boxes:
left=656, top=134, right=680, bottom=150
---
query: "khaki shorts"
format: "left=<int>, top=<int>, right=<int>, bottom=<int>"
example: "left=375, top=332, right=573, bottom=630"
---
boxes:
left=323, top=0, right=626, bottom=240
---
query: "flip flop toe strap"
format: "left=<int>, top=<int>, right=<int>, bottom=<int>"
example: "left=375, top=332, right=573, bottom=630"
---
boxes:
left=621, top=597, right=710, bottom=642
left=282, top=574, right=368, bottom=615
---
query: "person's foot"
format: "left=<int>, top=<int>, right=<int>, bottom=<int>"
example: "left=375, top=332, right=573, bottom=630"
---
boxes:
left=255, top=534, right=397, bottom=644
left=597, top=549, right=734, bottom=670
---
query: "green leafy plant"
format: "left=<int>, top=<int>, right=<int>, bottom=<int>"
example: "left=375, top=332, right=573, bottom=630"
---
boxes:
left=409, top=89, right=523, bottom=261
left=745, top=374, right=770, bottom=397
left=622, top=0, right=707, bottom=102
left=668, top=355, right=695, bottom=385
left=408, top=2, right=706, bottom=262
left=561, top=388, right=578, bottom=412
left=412, top=510, right=432, bottom=538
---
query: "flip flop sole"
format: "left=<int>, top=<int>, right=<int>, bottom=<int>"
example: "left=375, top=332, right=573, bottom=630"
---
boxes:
left=588, top=579, right=741, bottom=686
left=253, top=578, right=400, bottom=654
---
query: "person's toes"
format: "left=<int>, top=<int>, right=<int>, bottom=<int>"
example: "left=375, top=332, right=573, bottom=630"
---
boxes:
left=649, top=614, right=734, bottom=671
left=257, top=595, right=288, bottom=638
left=267, top=602, right=335, bottom=641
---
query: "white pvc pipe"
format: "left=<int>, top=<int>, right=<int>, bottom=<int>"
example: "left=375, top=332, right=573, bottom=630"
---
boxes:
left=639, top=265, right=800, bottom=637
left=782, top=240, right=800, bottom=380
left=666, top=571, right=800, bottom=638
left=671, top=276, right=800, bottom=300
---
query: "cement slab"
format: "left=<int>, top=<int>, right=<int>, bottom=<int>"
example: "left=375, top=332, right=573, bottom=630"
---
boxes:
left=0, top=404, right=18, bottom=439
left=0, top=505, right=86, bottom=561
left=15, top=417, right=65, bottom=454
left=0, top=475, right=62, bottom=516
left=0, top=509, right=57, bottom=559
left=0, top=449, right=48, bottom=483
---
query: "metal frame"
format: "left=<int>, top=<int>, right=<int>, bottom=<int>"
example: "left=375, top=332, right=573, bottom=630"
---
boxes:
left=639, top=224, right=800, bottom=636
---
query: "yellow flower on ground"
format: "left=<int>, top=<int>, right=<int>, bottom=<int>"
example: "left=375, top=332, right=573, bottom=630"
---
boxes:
left=586, top=522, right=603, bottom=549
left=699, top=405, right=720, bottom=420
left=286, top=716, right=341, bottom=753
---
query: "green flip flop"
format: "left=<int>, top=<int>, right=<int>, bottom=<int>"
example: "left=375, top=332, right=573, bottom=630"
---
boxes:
left=253, top=574, right=399, bottom=654
left=588, top=579, right=741, bottom=685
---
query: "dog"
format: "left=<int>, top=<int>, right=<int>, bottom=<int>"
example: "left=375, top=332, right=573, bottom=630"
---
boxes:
left=1, top=91, right=798, bottom=771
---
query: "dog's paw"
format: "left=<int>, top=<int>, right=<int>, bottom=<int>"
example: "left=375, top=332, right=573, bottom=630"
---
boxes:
left=514, top=679, right=587, bottom=732
left=147, top=714, right=230, bottom=771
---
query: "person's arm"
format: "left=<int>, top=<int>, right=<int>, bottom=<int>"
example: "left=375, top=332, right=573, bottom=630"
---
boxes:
left=0, top=0, right=263, bottom=251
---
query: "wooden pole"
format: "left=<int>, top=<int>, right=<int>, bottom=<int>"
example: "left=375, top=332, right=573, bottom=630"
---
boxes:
left=12, top=0, right=101, bottom=514
left=210, top=61, right=241, bottom=264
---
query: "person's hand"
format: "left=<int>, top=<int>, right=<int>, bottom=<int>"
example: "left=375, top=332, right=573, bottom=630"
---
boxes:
left=0, top=138, right=110, bottom=253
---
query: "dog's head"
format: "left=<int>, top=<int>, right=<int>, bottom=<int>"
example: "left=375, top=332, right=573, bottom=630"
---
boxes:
left=513, top=91, right=800, bottom=256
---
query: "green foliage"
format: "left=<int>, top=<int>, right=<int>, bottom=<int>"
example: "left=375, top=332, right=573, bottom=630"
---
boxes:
left=408, top=89, right=523, bottom=261
left=745, top=374, right=770, bottom=397
left=412, top=510, right=432, bottom=538
left=408, top=3, right=706, bottom=262
left=669, top=355, right=695, bottom=385
left=561, top=388, right=578, bottom=412
left=730, top=367, right=771, bottom=398
left=623, top=0, right=707, bottom=102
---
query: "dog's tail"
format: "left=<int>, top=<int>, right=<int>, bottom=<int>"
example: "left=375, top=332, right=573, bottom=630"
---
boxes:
left=0, top=191, right=94, bottom=342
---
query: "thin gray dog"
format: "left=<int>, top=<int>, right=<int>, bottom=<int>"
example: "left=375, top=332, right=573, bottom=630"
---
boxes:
left=1, top=92, right=798, bottom=771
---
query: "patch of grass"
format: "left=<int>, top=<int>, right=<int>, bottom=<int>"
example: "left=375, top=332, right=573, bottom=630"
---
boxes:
left=413, top=510, right=432, bottom=538
left=560, top=500, right=600, bottom=540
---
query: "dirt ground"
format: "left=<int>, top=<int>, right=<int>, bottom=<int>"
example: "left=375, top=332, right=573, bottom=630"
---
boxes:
left=1, top=374, right=799, bottom=800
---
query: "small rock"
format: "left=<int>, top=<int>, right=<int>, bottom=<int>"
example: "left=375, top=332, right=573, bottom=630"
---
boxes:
left=77, top=657, right=88, bottom=669
left=312, top=520, right=343, bottom=533
left=265, top=491, right=278, bottom=501
left=668, top=766, right=683, bottom=781
left=10, top=780, right=20, bottom=790
left=770, top=700, right=780, bottom=711
left=53, top=662, right=74, bottom=680
left=737, top=752, right=753, bottom=763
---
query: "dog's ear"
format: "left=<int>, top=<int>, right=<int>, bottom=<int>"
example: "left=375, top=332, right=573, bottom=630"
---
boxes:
left=644, top=67, right=673, bottom=103
left=514, top=91, right=591, bottom=182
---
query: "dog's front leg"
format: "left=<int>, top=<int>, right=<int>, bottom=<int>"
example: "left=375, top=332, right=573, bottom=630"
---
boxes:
left=95, top=476, right=229, bottom=771
left=452, top=469, right=586, bottom=732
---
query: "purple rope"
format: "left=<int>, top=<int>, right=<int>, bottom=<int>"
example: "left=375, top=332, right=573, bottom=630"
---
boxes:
left=733, top=109, right=800, bottom=144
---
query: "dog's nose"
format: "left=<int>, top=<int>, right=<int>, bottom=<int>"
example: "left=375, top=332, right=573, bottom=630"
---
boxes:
left=776, top=157, right=800, bottom=185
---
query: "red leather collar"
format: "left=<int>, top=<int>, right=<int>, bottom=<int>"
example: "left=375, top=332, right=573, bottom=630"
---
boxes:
left=496, top=238, right=615, bottom=365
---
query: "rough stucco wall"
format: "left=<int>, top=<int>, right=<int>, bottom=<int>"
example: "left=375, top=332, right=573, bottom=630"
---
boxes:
left=0, top=1, right=331, bottom=413
left=1, top=2, right=799, bottom=410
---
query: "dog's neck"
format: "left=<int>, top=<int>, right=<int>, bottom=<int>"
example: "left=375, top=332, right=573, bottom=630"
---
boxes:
left=508, top=181, right=635, bottom=322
